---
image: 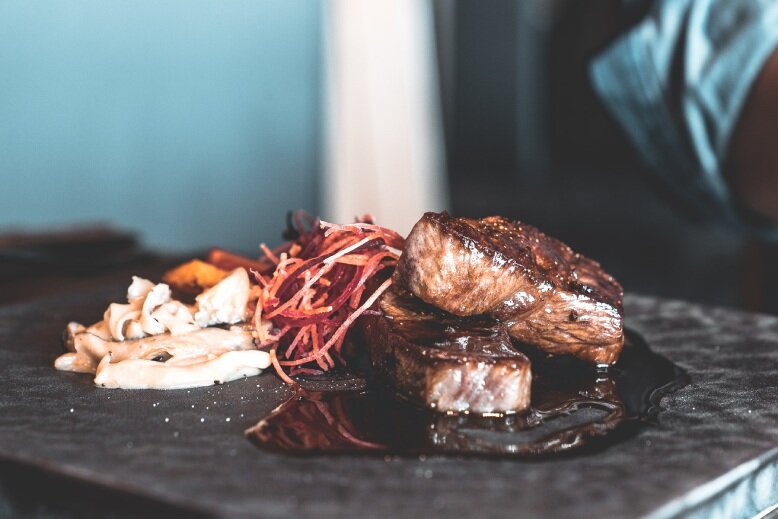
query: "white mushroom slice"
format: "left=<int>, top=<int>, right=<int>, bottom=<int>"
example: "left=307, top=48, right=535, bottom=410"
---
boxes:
left=110, top=327, right=256, bottom=363
left=57, top=328, right=117, bottom=373
left=63, top=322, right=86, bottom=352
left=104, top=302, right=142, bottom=341
left=194, top=268, right=251, bottom=327
left=127, top=276, right=155, bottom=302
left=87, top=321, right=113, bottom=341
left=124, top=320, right=145, bottom=340
left=151, top=301, right=198, bottom=336
left=163, top=353, right=218, bottom=367
left=102, top=278, right=199, bottom=341
left=54, top=327, right=257, bottom=375
left=54, top=352, right=95, bottom=373
left=139, top=283, right=172, bottom=336
left=93, top=350, right=271, bottom=389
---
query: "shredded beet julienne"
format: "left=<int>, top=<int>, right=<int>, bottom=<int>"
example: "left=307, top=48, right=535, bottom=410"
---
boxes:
left=219, top=212, right=404, bottom=383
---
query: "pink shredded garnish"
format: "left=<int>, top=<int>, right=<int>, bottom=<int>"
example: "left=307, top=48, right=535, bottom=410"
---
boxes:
left=213, top=211, right=404, bottom=383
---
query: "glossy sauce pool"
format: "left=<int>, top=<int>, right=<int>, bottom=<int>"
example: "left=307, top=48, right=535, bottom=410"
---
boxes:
left=246, top=330, right=688, bottom=458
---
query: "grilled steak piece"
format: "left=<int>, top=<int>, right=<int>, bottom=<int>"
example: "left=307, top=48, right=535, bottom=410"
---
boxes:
left=394, top=212, right=624, bottom=365
left=361, top=286, right=531, bottom=414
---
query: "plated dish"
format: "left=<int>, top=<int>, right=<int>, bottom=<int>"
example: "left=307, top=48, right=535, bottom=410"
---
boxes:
left=54, top=211, right=686, bottom=456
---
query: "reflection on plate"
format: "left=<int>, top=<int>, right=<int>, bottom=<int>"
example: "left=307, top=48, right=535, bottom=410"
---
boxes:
left=246, top=330, right=688, bottom=458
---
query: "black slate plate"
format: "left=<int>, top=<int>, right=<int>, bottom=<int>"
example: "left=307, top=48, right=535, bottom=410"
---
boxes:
left=1, top=285, right=777, bottom=518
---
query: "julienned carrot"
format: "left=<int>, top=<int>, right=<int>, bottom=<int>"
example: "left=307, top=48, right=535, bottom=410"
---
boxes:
left=222, top=212, right=403, bottom=382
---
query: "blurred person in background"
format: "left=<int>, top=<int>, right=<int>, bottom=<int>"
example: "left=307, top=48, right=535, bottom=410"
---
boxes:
left=586, top=0, right=778, bottom=312
left=589, top=0, right=778, bottom=233
left=474, top=0, right=778, bottom=312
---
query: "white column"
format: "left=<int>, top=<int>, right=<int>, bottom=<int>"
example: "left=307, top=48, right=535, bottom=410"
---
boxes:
left=322, top=0, right=449, bottom=236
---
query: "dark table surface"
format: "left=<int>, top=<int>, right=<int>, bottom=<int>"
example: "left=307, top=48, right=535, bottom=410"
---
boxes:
left=0, top=273, right=777, bottom=518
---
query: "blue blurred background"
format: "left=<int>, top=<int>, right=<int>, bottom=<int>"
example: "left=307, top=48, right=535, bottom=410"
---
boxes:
left=1, top=0, right=777, bottom=313
left=0, top=0, right=321, bottom=251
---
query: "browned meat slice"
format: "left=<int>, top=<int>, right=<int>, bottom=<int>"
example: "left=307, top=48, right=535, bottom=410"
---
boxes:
left=361, top=286, right=531, bottom=414
left=393, top=212, right=624, bottom=365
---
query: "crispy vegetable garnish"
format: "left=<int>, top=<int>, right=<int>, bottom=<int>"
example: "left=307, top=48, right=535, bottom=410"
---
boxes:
left=162, top=259, right=230, bottom=293
left=251, top=212, right=404, bottom=381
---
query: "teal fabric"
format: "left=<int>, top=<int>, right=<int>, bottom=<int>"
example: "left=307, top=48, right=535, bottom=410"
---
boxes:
left=0, top=1, right=321, bottom=252
left=590, top=0, right=778, bottom=236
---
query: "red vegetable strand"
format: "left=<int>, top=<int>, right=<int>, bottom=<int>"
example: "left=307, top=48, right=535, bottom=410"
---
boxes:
left=215, top=212, right=403, bottom=382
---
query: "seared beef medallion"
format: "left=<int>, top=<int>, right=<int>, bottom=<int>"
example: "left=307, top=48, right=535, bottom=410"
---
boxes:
left=361, top=286, right=531, bottom=414
left=393, top=212, right=624, bottom=365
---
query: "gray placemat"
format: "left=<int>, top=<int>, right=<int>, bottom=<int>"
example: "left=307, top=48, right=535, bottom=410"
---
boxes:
left=0, top=286, right=776, bottom=518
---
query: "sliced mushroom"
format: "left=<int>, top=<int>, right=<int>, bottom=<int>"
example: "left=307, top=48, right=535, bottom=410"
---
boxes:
left=94, top=350, right=271, bottom=390
left=54, top=326, right=257, bottom=375
left=104, top=302, right=142, bottom=341
left=194, top=268, right=251, bottom=327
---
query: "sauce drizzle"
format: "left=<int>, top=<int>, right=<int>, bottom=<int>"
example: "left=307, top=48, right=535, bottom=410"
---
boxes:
left=246, top=330, right=687, bottom=458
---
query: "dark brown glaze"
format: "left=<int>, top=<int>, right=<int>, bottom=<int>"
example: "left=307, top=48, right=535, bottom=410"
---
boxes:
left=394, top=212, right=624, bottom=364
left=246, top=388, right=625, bottom=457
left=246, top=330, right=688, bottom=458
left=360, top=287, right=531, bottom=414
